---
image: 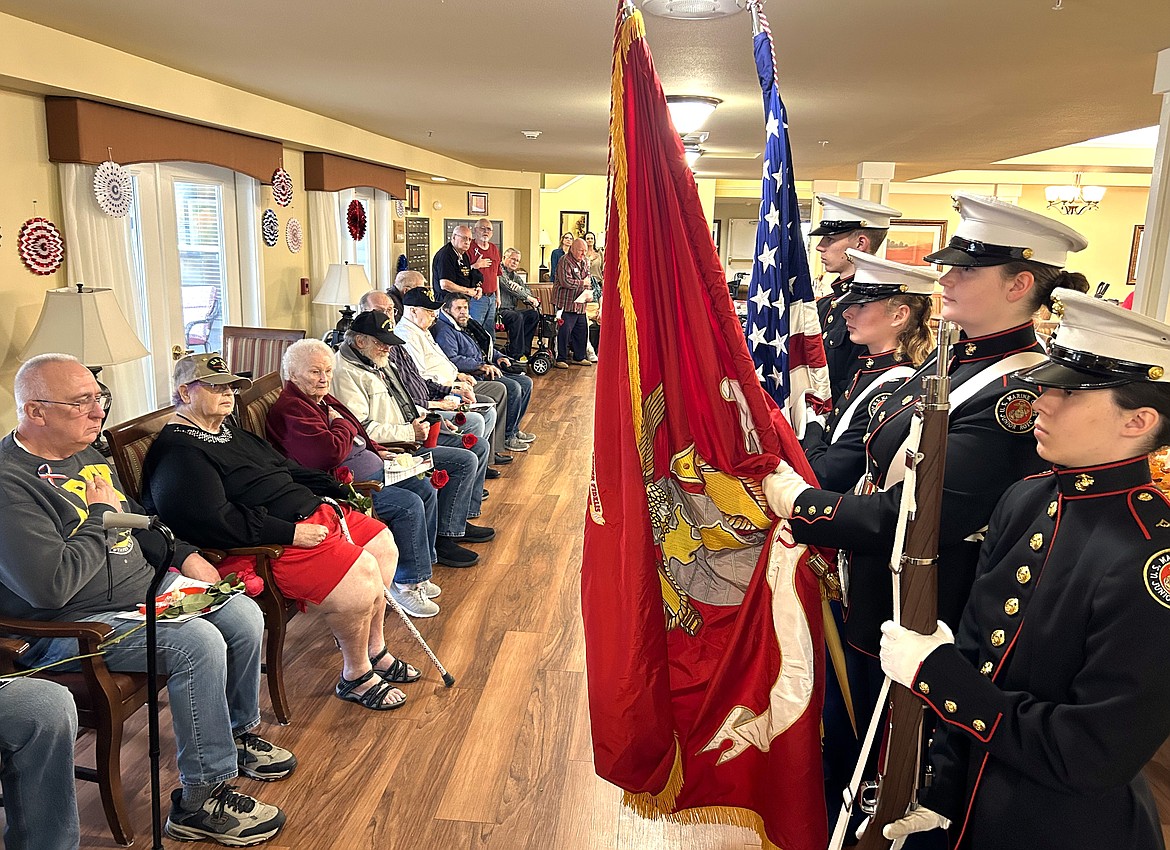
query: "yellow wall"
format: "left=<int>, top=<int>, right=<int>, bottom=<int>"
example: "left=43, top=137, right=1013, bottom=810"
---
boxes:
left=262, top=149, right=312, bottom=332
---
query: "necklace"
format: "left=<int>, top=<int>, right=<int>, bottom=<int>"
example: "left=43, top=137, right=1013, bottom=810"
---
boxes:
left=173, top=413, right=232, bottom=444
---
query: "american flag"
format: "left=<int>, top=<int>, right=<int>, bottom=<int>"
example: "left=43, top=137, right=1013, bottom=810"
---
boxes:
left=744, top=9, right=828, bottom=428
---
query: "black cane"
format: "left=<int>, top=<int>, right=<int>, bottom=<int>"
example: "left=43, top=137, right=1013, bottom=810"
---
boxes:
left=104, top=512, right=172, bottom=850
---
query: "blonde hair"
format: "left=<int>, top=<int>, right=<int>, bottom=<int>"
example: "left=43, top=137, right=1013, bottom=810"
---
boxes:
left=886, top=295, right=934, bottom=366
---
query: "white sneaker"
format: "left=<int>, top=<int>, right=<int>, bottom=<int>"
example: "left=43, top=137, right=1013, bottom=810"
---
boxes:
left=423, top=580, right=442, bottom=599
left=503, top=437, right=529, bottom=452
left=517, top=431, right=537, bottom=443
left=389, top=583, right=440, bottom=618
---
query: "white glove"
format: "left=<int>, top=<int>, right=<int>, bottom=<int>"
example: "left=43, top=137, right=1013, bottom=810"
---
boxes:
left=761, top=459, right=811, bottom=518
left=882, top=804, right=951, bottom=840
left=879, top=620, right=954, bottom=688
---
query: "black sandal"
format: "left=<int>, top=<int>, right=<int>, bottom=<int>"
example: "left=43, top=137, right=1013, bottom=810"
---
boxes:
left=370, top=646, right=421, bottom=683
left=335, top=669, right=406, bottom=710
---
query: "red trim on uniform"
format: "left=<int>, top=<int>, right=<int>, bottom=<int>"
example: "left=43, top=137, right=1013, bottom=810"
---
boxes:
left=954, top=751, right=992, bottom=849
left=1128, top=487, right=1170, bottom=541
left=792, top=494, right=845, bottom=524
left=962, top=343, right=1038, bottom=364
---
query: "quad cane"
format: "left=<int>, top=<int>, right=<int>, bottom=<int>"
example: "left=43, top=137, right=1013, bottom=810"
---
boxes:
left=103, top=512, right=172, bottom=850
left=321, top=497, right=456, bottom=687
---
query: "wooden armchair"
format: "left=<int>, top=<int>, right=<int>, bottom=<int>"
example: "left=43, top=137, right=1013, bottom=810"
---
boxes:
left=103, top=406, right=294, bottom=726
left=0, top=617, right=155, bottom=845
left=222, top=326, right=305, bottom=379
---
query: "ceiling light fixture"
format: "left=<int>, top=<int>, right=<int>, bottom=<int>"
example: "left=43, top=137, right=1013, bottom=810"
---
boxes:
left=666, top=95, right=722, bottom=135
left=521, top=130, right=542, bottom=139
left=1045, top=173, right=1105, bottom=215
left=641, top=0, right=745, bottom=21
left=430, top=176, right=448, bottom=182
left=683, top=144, right=704, bottom=168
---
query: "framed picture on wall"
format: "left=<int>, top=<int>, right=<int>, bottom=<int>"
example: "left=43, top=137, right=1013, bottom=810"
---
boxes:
left=712, top=220, right=722, bottom=251
left=1127, top=224, right=1145, bottom=284
left=468, top=191, right=489, bottom=216
left=560, top=210, right=589, bottom=240
left=885, top=219, right=949, bottom=270
left=393, top=218, right=406, bottom=242
left=406, top=184, right=421, bottom=213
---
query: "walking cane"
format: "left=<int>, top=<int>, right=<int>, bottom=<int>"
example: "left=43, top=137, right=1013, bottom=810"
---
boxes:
left=320, top=498, right=456, bottom=687
left=104, top=512, right=173, bottom=850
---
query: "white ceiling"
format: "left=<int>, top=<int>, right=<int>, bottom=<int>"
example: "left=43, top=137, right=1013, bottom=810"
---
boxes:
left=2, top=0, right=1169, bottom=181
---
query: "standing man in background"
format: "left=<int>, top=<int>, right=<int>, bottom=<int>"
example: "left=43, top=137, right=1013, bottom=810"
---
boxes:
left=467, top=218, right=501, bottom=332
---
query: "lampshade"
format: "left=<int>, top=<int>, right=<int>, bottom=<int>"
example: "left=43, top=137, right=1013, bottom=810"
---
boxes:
left=684, top=144, right=704, bottom=168
left=313, top=262, right=372, bottom=306
left=20, top=284, right=149, bottom=366
left=539, top=229, right=552, bottom=246
left=665, top=95, right=722, bottom=135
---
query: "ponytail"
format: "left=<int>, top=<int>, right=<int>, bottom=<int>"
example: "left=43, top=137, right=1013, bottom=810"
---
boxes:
left=886, top=294, right=934, bottom=366
left=1000, top=261, right=1090, bottom=314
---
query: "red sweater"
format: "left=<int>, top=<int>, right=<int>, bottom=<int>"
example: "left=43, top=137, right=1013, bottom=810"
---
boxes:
left=467, top=240, right=501, bottom=294
left=265, top=381, right=386, bottom=474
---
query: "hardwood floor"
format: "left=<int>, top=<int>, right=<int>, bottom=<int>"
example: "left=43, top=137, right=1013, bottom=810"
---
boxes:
left=10, top=364, right=1170, bottom=848
left=40, top=365, right=762, bottom=850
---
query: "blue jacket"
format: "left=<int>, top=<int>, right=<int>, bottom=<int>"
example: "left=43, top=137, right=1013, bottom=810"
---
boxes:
left=432, top=311, right=494, bottom=374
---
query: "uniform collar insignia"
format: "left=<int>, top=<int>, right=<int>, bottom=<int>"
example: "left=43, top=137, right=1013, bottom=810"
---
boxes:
left=1054, top=456, right=1152, bottom=499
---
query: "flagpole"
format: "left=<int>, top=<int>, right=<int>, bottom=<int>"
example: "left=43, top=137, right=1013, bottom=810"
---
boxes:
left=747, top=0, right=764, bottom=36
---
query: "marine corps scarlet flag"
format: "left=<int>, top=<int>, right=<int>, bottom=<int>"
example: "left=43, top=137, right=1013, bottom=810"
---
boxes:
left=581, top=5, right=827, bottom=849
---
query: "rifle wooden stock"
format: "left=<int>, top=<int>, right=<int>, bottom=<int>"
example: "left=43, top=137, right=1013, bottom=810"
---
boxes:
left=855, top=329, right=952, bottom=850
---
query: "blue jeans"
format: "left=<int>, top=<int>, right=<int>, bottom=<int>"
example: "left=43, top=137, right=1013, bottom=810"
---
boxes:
left=401, top=444, right=481, bottom=533
left=469, top=293, right=498, bottom=335
left=495, top=372, right=532, bottom=438
left=27, top=582, right=264, bottom=791
left=0, top=678, right=79, bottom=850
left=439, top=407, right=494, bottom=444
left=372, top=480, right=436, bottom=582
left=437, top=428, right=489, bottom=515
left=558, top=311, right=588, bottom=362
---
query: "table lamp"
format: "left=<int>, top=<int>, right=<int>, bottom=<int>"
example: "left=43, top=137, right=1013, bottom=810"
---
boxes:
left=314, top=262, right=372, bottom=348
left=20, top=283, right=150, bottom=450
left=539, top=230, right=552, bottom=282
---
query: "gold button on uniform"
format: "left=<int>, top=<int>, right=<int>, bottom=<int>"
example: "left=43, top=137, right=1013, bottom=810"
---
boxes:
left=827, top=315, right=834, bottom=324
left=1004, top=598, right=1020, bottom=616
left=902, top=395, right=913, bottom=405
left=1016, top=566, right=1031, bottom=585
left=944, top=700, right=957, bottom=714
left=794, top=506, right=802, bottom=514
left=1139, top=492, right=1153, bottom=502
left=865, top=358, right=874, bottom=368
left=1029, top=533, right=1043, bottom=551
left=918, top=682, right=930, bottom=695
left=808, top=506, right=817, bottom=516
left=990, top=629, right=1005, bottom=647
left=980, top=661, right=994, bottom=675
left=823, top=507, right=832, bottom=515
left=973, top=719, right=987, bottom=733
left=1047, top=501, right=1057, bottom=517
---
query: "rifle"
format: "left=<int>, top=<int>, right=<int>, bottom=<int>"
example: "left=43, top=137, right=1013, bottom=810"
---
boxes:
left=831, top=320, right=955, bottom=850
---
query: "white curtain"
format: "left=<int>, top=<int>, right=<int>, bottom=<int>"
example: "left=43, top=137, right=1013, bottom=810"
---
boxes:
left=307, top=190, right=342, bottom=339
left=58, top=163, right=152, bottom=424
left=373, top=188, right=392, bottom=291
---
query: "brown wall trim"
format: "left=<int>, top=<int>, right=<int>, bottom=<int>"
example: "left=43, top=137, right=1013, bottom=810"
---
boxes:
left=303, top=151, right=406, bottom=199
left=45, top=97, right=282, bottom=183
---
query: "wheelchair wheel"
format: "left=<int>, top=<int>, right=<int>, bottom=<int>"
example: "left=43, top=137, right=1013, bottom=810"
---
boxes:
left=530, top=352, right=554, bottom=375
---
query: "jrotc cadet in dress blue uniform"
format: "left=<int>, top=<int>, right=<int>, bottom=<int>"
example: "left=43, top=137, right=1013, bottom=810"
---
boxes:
left=811, top=194, right=904, bottom=402
left=803, top=250, right=937, bottom=493
left=879, top=289, right=1170, bottom=850
left=763, top=194, right=1091, bottom=753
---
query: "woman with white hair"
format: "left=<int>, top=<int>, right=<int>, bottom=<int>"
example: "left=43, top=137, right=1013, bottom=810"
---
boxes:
left=266, top=338, right=442, bottom=618
left=143, top=353, right=417, bottom=711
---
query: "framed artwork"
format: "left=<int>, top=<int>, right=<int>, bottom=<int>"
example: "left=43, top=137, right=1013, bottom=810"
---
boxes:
left=712, top=219, right=722, bottom=251
left=884, top=219, right=949, bottom=270
left=444, top=218, right=503, bottom=249
left=393, top=218, right=406, bottom=242
left=560, top=210, right=589, bottom=240
left=406, top=184, right=421, bottom=213
left=1127, top=224, right=1145, bottom=284
left=468, top=191, right=489, bottom=216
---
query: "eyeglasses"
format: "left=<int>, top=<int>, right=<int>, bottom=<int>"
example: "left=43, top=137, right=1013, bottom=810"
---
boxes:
left=34, top=392, right=113, bottom=414
left=192, top=381, right=239, bottom=396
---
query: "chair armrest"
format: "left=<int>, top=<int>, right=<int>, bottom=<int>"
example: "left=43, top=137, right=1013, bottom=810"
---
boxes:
left=0, top=617, right=112, bottom=643
left=200, top=545, right=285, bottom=565
left=383, top=441, right=420, bottom=451
left=354, top=481, right=383, bottom=494
left=0, top=637, right=29, bottom=674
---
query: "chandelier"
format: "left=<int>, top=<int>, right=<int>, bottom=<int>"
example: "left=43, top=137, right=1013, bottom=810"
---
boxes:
left=1045, top=173, right=1106, bottom=215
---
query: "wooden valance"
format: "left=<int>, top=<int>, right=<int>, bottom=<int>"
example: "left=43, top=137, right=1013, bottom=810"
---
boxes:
left=303, top=151, right=406, bottom=199
left=45, top=97, right=282, bottom=183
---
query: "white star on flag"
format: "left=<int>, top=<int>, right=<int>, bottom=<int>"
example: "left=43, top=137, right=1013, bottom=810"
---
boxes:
left=750, top=286, right=772, bottom=311
left=748, top=325, right=768, bottom=350
left=757, top=243, right=777, bottom=271
left=764, top=203, right=781, bottom=232
left=765, top=112, right=780, bottom=138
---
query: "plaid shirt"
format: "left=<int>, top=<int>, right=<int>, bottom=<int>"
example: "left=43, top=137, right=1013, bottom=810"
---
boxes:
left=387, top=344, right=448, bottom=403
left=554, top=252, right=590, bottom=313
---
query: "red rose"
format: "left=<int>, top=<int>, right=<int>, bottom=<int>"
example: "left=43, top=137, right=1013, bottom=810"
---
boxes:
left=430, top=469, right=450, bottom=489
left=453, top=412, right=467, bottom=426
left=462, top=433, right=478, bottom=449
left=237, top=567, right=265, bottom=597
left=335, top=466, right=355, bottom=484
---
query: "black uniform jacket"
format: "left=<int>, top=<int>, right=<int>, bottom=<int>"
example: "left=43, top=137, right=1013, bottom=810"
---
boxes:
left=802, top=349, right=916, bottom=493
left=915, top=457, right=1170, bottom=850
left=789, top=322, right=1048, bottom=655
left=817, top=276, right=868, bottom=402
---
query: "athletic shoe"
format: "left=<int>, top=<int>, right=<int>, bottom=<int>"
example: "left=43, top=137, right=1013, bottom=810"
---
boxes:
left=423, top=580, right=442, bottom=598
left=389, top=583, right=440, bottom=618
left=463, top=522, right=496, bottom=543
left=587, top=352, right=598, bottom=363
left=517, top=431, right=537, bottom=443
left=504, top=437, right=529, bottom=452
left=235, top=733, right=297, bottom=782
left=165, top=783, right=286, bottom=846
left=436, top=537, right=478, bottom=567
